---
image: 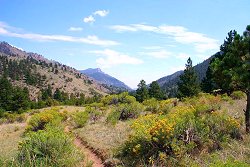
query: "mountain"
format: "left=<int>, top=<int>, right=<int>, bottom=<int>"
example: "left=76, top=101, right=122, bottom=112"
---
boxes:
left=156, top=56, right=215, bottom=97
left=0, top=41, right=109, bottom=100
left=80, top=68, right=132, bottom=92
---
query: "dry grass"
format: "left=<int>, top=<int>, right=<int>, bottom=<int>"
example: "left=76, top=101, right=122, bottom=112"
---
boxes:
left=0, top=123, right=26, bottom=160
left=75, top=121, right=131, bottom=159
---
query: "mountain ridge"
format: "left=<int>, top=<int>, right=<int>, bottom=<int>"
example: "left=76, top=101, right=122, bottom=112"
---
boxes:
left=0, top=41, right=110, bottom=100
left=156, top=55, right=215, bottom=97
left=80, top=68, right=132, bottom=91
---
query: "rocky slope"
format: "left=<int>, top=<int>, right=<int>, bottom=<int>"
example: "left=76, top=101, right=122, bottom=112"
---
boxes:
left=0, top=42, right=109, bottom=100
left=81, top=68, right=131, bottom=91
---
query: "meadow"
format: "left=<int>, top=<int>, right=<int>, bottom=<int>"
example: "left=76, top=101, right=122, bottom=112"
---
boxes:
left=0, top=92, right=249, bottom=167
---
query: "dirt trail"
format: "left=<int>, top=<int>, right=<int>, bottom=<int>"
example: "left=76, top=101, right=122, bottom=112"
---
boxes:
left=65, top=126, right=104, bottom=167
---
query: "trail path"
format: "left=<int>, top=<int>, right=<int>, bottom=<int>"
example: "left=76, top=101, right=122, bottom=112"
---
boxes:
left=65, top=126, right=104, bottom=167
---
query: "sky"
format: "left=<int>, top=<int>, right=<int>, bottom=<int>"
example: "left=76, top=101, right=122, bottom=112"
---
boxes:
left=0, top=0, right=249, bottom=88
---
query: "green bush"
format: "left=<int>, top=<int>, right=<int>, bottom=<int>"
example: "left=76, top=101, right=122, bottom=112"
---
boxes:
left=72, top=111, right=89, bottom=128
left=230, top=91, right=246, bottom=100
left=26, top=108, right=63, bottom=132
left=221, top=93, right=232, bottom=102
left=18, top=125, right=82, bottom=167
left=106, top=109, right=121, bottom=125
left=116, top=102, right=144, bottom=120
left=118, top=103, right=241, bottom=166
left=143, top=98, right=160, bottom=113
left=101, top=92, right=136, bottom=105
left=184, top=93, right=221, bottom=114
left=0, top=112, right=27, bottom=124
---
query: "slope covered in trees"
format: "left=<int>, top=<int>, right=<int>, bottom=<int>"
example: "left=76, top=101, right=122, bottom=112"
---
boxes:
left=0, top=41, right=109, bottom=101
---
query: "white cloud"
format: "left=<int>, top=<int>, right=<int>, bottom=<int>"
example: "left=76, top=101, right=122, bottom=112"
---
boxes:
left=83, top=15, right=95, bottom=23
left=94, top=10, right=109, bottom=17
left=110, top=25, right=138, bottom=32
left=90, top=49, right=143, bottom=68
left=0, top=22, right=118, bottom=46
left=68, top=27, right=83, bottom=32
left=110, top=24, right=219, bottom=53
left=142, top=50, right=172, bottom=59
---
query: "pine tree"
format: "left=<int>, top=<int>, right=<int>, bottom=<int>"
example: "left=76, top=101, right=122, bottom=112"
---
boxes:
left=149, top=81, right=164, bottom=100
left=211, top=26, right=250, bottom=133
left=177, top=57, right=200, bottom=98
left=136, top=80, right=149, bottom=102
left=201, top=64, right=215, bottom=93
left=53, top=88, right=62, bottom=101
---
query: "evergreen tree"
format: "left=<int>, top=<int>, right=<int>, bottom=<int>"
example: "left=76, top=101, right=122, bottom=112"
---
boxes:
left=53, top=88, right=62, bottom=101
left=211, top=30, right=238, bottom=94
left=211, top=26, right=250, bottom=133
left=0, top=77, right=13, bottom=110
left=136, top=80, right=149, bottom=102
left=201, top=64, right=215, bottom=93
left=177, top=57, right=200, bottom=98
left=149, top=81, right=164, bottom=100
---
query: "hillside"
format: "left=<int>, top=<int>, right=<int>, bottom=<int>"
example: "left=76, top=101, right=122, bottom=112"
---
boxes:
left=0, top=42, right=109, bottom=100
left=157, top=55, right=214, bottom=97
left=81, top=68, right=132, bottom=91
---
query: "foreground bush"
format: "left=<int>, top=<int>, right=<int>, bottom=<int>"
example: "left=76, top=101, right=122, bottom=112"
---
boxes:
left=118, top=105, right=241, bottom=166
left=0, top=112, right=27, bottom=124
left=26, top=108, right=64, bottom=132
left=72, top=110, right=89, bottom=128
left=18, top=125, right=82, bottom=167
left=106, top=102, right=144, bottom=125
left=230, top=91, right=246, bottom=100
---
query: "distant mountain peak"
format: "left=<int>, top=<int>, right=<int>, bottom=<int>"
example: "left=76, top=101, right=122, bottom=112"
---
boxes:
left=80, top=68, right=132, bottom=91
left=83, top=68, right=104, bottom=74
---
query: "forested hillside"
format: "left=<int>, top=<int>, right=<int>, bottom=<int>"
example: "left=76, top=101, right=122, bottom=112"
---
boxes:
left=157, top=56, right=214, bottom=97
left=0, top=42, right=109, bottom=101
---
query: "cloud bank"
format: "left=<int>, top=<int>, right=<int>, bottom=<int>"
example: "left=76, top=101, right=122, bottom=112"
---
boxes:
left=0, top=22, right=118, bottom=46
left=110, top=24, right=219, bottom=53
left=90, top=49, right=143, bottom=68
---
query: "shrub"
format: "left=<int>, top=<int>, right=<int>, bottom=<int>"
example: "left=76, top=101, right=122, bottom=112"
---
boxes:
left=184, top=93, right=221, bottom=114
left=143, top=98, right=160, bottom=113
left=18, top=125, right=82, bottom=167
left=0, top=112, right=27, bottom=124
left=221, top=93, right=232, bottom=102
left=0, top=108, right=5, bottom=118
left=118, top=104, right=241, bottom=166
left=106, top=109, right=121, bottom=125
left=101, top=92, right=136, bottom=105
left=72, top=111, right=89, bottom=128
left=26, top=108, right=63, bottom=132
left=116, top=102, right=144, bottom=120
left=230, top=91, right=246, bottom=100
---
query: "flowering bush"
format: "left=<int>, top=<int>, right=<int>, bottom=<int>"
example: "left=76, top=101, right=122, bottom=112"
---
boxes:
left=26, top=108, right=64, bottom=132
left=119, top=103, right=241, bottom=166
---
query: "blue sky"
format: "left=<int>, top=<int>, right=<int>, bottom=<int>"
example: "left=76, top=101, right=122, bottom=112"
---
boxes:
left=0, top=0, right=249, bottom=88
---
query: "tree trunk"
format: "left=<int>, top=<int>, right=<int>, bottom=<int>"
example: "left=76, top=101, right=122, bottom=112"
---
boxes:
left=246, top=91, right=250, bottom=133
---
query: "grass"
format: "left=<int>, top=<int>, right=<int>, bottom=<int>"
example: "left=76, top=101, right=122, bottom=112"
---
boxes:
left=0, top=123, right=25, bottom=160
left=189, top=134, right=250, bottom=166
left=0, top=97, right=249, bottom=166
left=75, top=121, right=131, bottom=159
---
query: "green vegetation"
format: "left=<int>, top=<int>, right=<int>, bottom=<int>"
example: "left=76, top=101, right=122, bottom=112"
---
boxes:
left=204, top=25, right=250, bottom=133
left=18, top=125, right=82, bottom=167
left=0, top=77, right=30, bottom=112
left=177, top=57, right=200, bottom=98
left=0, top=25, right=249, bottom=167
left=71, top=110, right=89, bottom=128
